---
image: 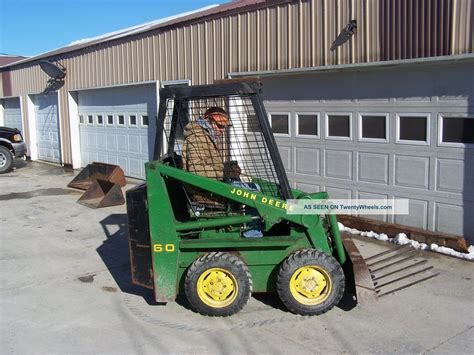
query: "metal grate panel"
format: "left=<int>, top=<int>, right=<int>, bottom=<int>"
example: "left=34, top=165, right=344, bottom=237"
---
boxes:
left=162, top=93, right=284, bottom=200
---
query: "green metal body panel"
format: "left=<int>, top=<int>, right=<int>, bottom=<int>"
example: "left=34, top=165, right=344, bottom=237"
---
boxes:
left=145, top=161, right=345, bottom=302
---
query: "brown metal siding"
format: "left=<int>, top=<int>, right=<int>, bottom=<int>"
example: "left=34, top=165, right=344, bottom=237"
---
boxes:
left=5, top=0, right=473, bottom=165
left=1, top=71, right=12, bottom=97
left=379, top=0, right=472, bottom=60
left=451, top=0, right=474, bottom=54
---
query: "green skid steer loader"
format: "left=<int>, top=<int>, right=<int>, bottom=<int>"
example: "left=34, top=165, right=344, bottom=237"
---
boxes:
left=126, top=82, right=374, bottom=316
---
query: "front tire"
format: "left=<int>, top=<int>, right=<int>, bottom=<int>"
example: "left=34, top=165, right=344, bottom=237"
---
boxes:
left=185, top=252, right=252, bottom=316
left=277, top=249, right=345, bottom=316
left=0, top=146, right=13, bottom=174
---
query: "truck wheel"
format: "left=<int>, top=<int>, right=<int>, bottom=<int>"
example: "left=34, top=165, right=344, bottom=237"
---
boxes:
left=0, top=146, right=13, bottom=174
left=277, top=249, right=345, bottom=316
left=185, top=252, right=252, bottom=316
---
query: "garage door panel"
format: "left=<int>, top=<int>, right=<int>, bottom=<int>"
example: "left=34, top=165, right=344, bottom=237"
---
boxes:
left=87, top=133, right=97, bottom=148
left=140, top=136, right=148, bottom=154
left=78, top=84, right=156, bottom=179
left=34, top=93, right=61, bottom=163
left=107, top=135, right=117, bottom=150
left=97, top=153, right=107, bottom=162
left=358, top=152, right=389, bottom=185
left=80, top=131, right=88, bottom=146
left=295, top=182, right=320, bottom=192
left=116, top=134, right=129, bottom=151
left=117, top=156, right=128, bottom=171
left=90, top=152, right=99, bottom=162
left=435, top=203, right=463, bottom=235
left=4, top=98, right=23, bottom=131
left=107, top=156, right=118, bottom=165
left=128, top=136, right=140, bottom=153
left=325, top=150, right=353, bottom=180
left=394, top=155, right=429, bottom=189
left=394, top=198, right=428, bottom=229
left=53, top=149, right=61, bottom=160
left=129, top=158, right=141, bottom=176
left=296, top=148, right=320, bottom=175
left=97, top=133, right=107, bottom=149
left=325, top=186, right=352, bottom=199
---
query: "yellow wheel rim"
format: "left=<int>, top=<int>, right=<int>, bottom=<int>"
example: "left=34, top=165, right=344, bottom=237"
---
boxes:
left=197, top=268, right=238, bottom=308
left=289, top=265, right=332, bottom=305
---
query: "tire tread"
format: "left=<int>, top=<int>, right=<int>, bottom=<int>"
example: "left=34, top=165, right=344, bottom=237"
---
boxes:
left=277, top=249, right=345, bottom=316
left=185, top=252, right=252, bottom=317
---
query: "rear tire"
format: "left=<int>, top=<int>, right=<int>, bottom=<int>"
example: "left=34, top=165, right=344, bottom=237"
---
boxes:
left=185, top=252, right=252, bottom=316
left=277, top=249, right=345, bottom=316
left=0, top=146, right=13, bottom=174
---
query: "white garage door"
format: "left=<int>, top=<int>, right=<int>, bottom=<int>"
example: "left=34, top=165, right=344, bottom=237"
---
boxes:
left=78, top=84, right=157, bottom=179
left=34, top=93, right=61, bottom=163
left=3, top=98, right=22, bottom=132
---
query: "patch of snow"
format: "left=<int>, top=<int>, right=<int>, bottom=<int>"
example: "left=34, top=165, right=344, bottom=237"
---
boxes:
left=338, top=223, right=474, bottom=261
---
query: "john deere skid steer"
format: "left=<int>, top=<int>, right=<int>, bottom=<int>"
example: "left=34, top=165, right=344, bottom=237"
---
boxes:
left=127, top=82, right=369, bottom=316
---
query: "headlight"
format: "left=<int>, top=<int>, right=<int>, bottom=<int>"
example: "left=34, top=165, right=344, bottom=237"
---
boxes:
left=12, top=134, right=22, bottom=142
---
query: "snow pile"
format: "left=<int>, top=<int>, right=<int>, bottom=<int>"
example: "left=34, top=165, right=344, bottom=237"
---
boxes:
left=338, top=222, right=474, bottom=261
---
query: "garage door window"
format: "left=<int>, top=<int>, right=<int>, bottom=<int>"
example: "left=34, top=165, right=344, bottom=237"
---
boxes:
left=97, top=115, right=104, bottom=125
left=79, top=115, right=85, bottom=124
left=107, top=115, right=114, bottom=126
left=87, top=115, right=94, bottom=125
left=359, top=114, right=388, bottom=142
left=270, top=113, right=290, bottom=136
left=326, top=113, right=352, bottom=140
left=247, top=114, right=260, bottom=133
left=117, top=115, right=125, bottom=126
left=141, top=115, right=149, bottom=127
left=440, top=116, right=474, bottom=145
left=129, top=115, right=137, bottom=127
left=397, top=114, right=430, bottom=145
left=297, top=113, right=319, bottom=137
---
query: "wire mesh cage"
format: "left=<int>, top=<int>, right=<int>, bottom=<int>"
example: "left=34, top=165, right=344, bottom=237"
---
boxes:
left=159, top=87, right=289, bottom=216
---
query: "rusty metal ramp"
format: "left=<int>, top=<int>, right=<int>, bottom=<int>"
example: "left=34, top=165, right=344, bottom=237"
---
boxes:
left=342, top=232, right=439, bottom=306
left=365, top=244, right=439, bottom=298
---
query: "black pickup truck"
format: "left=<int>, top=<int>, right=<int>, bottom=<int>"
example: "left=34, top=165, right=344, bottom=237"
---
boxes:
left=0, top=126, right=27, bottom=173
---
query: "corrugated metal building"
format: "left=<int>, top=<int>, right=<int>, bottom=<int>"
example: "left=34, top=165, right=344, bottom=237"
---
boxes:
left=1, top=0, right=473, bottom=242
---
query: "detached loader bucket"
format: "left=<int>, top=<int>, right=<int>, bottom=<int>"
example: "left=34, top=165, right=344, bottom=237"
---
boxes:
left=69, top=163, right=126, bottom=208
left=77, top=179, right=125, bottom=208
left=68, top=162, right=126, bottom=190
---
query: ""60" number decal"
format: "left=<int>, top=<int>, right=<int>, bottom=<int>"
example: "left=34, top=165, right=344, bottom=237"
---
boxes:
left=153, top=244, right=176, bottom=253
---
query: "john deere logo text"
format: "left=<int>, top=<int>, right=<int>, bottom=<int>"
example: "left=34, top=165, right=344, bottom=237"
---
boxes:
left=230, top=188, right=293, bottom=211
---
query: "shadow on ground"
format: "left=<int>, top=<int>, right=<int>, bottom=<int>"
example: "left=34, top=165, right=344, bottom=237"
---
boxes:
left=97, top=213, right=157, bottom=305
left=254, top=288, right=356, bottom=313
left=13, top=159, right=28, bottom=171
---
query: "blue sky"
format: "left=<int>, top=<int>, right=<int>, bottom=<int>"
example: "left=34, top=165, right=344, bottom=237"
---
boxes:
left=0, top=0, right=227, bottom=57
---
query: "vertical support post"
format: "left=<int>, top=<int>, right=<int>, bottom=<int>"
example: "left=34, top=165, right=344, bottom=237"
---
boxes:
left=250, top=93, right=293, bottom=200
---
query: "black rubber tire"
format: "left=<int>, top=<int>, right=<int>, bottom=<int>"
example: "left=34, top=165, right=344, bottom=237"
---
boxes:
left=277, top=249, right=345, bottom=316
left=185, top=252, right=252, bottom=316
left=0, top=146, right=13, bottom=174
